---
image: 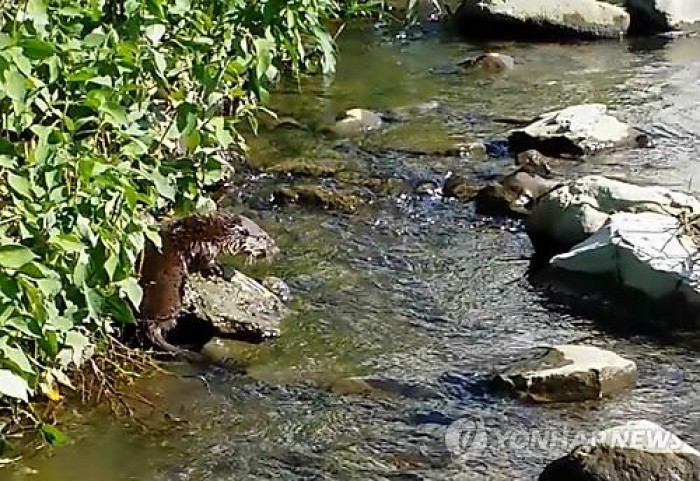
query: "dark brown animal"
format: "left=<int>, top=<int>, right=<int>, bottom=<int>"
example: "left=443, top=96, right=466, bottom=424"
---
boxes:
left=139, top=212, right=279, bottom=359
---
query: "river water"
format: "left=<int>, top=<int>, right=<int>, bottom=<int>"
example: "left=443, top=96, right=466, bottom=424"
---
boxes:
left=3, top=20, right=700, bottom=481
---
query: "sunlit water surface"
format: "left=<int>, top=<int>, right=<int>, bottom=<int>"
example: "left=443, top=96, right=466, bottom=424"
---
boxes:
left=3, top=23, right=700, bottom=481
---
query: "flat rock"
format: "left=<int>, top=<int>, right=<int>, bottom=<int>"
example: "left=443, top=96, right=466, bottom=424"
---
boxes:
left=626, top=0, right=700, bottom=34
left=527, top=175, right=700, bottom=253
left=182, top=271, right=287, bottom=341
left=332, top=108, right=383, bottom=136
left=551, top=212, right=700, bottom=305
left=273, top=184, right=362, bottom=213
left=508, top=104, right=635, bottom=158
left=494, top=345, right=637, bottom=403
left=540, top=420, right=700, bottom=481
left=452, top=0, right=630, bottom=40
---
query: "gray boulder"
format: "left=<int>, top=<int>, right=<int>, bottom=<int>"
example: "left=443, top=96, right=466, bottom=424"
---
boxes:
left=182, top=271, right=288, bottom=341
left=494, top=345, right=637, bottom=403
left=551, top=212, right=700, bottom=307
left=625, top=0, right=700, bottom=33
left=508, top=104, right=637, bottom=158
left=452, top=0, right=630, bottom=40
left=540, top=420, right=700, bottom=481
left=527, top=175, right=700, bottom=253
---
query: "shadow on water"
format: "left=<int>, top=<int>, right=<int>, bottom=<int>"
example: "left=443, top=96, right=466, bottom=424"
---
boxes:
left=3, top=21, right=700, bottom=481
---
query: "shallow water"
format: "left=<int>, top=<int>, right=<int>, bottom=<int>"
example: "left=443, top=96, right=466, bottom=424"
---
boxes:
left=4, top=22, right=700, bottom=481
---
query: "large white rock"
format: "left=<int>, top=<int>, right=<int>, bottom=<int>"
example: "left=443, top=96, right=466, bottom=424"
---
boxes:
left=551, top=212, right=700, bottom=301
left=540, top=420, right=700, bottom=481
left=453, top=0, right=630, bottom=39
left=527, top=175, right=700, bottom=251
left=508, top=104, right=635, bottom=158
left=494, top=345, right=637, bottom=403
left=625, top=0, right=700, bottom=33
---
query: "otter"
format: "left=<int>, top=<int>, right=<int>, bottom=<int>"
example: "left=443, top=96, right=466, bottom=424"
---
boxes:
left=139, top=212, right=279, bottom=360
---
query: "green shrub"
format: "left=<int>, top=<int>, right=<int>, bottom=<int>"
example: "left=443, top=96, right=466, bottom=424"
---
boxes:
left=0, top=0, right=376, bottom=409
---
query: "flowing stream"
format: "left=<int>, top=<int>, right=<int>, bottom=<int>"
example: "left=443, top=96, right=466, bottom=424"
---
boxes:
left=2, top=20, right=700, bottom=481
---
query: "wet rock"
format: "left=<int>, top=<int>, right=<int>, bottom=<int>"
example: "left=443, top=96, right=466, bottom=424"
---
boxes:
left=515, top=150, right=554, bottom=177
left=625, top=0, right=700, bottom=34
left=459, top=52, right=515, bottom=71
left=494, top=345, right=637, bottom=403
left=332, top=108, right=384, bottom=136
left=508, top=104, right=636, bottom=158
left=443, top=174, right=481, bottom=202
left=265, top=159, right=341, bottom=178
left=551, top=212, right=700, bottom=307
left=527, top=175, right=700, bottom=253
left=336, top=172, right=408, bottom=197
left=262, top=276, right=292, bottom=303
left=540, top=420, right=700, bottom=481
left=182, top=271, right=288, bottom=342
left=414, top=179, right=442, bottom=196
left=273, top=184, right=362, bottom=213
left=452, top=0, right=630, bottom=40
left=475, top=171, right=559, bottom=217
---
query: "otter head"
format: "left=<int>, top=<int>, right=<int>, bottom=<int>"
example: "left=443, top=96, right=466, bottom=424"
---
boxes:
left=226, top=215, right=280, bottom=261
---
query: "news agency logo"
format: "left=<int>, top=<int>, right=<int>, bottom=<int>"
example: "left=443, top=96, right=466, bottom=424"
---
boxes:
left=444, top=417, right=690, bottom=463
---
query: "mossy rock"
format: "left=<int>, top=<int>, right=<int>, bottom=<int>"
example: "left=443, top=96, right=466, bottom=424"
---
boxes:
left=274, top=184, right=363, bottom=213
left=265, top=159, right=343, bottom=178
left=443, top=175, right=481, bottom=202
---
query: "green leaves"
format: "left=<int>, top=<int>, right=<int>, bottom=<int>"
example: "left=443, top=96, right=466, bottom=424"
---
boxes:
left=0, top=245, right=35, bottom=270
left=0, top=0, right=348, bottom=421
left=0, top=370, right=30, bottom=402
left=4, top=70, right=26, bottom=102
left=26, top=0, right=49, bottom=31
left=7, top=173, right=33, bottom=199
left=19, top=39, right=55, bottom=60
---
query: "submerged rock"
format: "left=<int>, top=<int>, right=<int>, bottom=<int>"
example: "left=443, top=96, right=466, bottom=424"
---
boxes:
left=332, top=108, right=384, bottom=136
left=273, top=184, right=363, bottom=213
left=452, top=0, right=630, bottom=40
left=388, top=100, right=446, bottom=122
left=459, top=52, right=515, bottom=72
left=201, top=338, right=268, bottom=371
left=443, top=174, right=481, bottom=202
left=540, top=420, right=700, bottom=481
left=625, top=0, right=700, bottom=34
left=551, top=212, right=700, bottom=308
left=508, top=104, right=637, bottom=158
left=494, top=345, right=637, bottom=403
left=182, top=271, right=288, bottom=341
left=527, top=175, right=700, bottom=253
left=265, top=159, right=342, bottom=178
left=329, top=376, right=440, bottom=399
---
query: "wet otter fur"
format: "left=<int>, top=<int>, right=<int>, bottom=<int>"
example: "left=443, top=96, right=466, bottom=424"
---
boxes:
left=139, top=212, right=279, bottom=360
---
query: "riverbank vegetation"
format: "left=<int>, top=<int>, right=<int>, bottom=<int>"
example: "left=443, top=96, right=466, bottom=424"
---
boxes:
left=0, top=0, right=388, bottom=446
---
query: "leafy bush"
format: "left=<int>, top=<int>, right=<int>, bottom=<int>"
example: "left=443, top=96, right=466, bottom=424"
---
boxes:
left=0, top=0, right=372, bottom=409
